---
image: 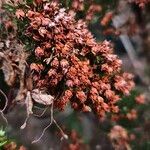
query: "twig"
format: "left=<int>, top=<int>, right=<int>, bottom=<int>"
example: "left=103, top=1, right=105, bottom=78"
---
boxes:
left=53, top=119, right=68, bottom=140
left=0, top=112, right=8, bottom=125
left=20, top=116, right=29, bottom=129
left=34, top=105, right=47, bottom=110
left=0, top=89, right=8, bottom=125
left=50, top=100, right=68, bottom=141
left=0, top=89, right=8, bottom=112
left=33, top=107, right=48, bottom=117
left=20, top=91, right=33, bottom=129
left=32, top=104, right=53, bottom=143
left=32, top=101, right=68, bottom=143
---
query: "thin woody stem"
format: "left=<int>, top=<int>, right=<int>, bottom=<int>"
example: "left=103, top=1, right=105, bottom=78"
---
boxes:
left=33, top=107, right=48, bottom=117
left=32, top=101, right=68, bottom=143
left=0, top=89, right=8, bottom=125
left=0, top=89, right=8, bottom=112
left=53, top=119, right=68, bottom=140
left=32, top=103, right=53, bottom=144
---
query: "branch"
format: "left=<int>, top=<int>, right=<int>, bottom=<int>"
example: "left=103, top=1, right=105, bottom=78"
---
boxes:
left=33, top=107, right=48, bottom=117
left=32, top=103, right=53, bottom=143
left=32, top=101, right=68, bottom=143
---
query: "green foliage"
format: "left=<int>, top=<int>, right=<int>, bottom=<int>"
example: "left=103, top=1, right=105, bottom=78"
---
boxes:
left=26, top=0, right=34, bottom=5
left=0, top=128, right=7, bottom=149
left=64, top=112, right=83, bottom=135
left=16, top=18, right=36, bottom=51
left=118, top=90, right=139, bottom=113
left=2, top=4, right=16, bottom=13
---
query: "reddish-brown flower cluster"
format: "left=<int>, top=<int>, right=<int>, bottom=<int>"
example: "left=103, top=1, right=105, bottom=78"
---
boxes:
left=62, top=130, right=87, bottom=150
left=85, top=4, right=102, bottom=21
left=135, top=94, right=145, bottom=104
left=111, top=93, right=145, bottom=122
left=22, top=2, right=135, bottom=118
left=71, top=0, right=84, bottom=11
left=128, top=0, right=150, bottom=8
left=126, top=109, right=137, bottom=120
left=109, top=125, right=130, bottom=150
left=15, top=9, right=25, bottom=19
left=111, top=108, right=138, bottom=122
left=100, top=11, right=113, bottom=26
left=3, top=142, right=27, bottom=150
left=114, top=73, right=135, bottom=95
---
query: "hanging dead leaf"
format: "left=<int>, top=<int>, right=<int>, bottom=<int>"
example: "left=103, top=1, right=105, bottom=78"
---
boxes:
left=31, top=89, right=54, bottom=105
left=20, top=121, right=27, bottom=130
left=20, top=91, right=33, bottom=129
left=26, top=91, right=33, bottom=115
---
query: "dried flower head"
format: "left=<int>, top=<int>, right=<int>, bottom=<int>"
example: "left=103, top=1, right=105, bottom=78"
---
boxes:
left=15, top=9, right=25, bottom=19
left=135, top=94, right=145, bottom=104
left=109, top=125, right=130, bottom=150
left=22, top=1, right=135, bottom=118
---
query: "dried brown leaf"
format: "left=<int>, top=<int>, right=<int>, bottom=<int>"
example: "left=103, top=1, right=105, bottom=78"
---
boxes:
left=26, top=91, right=33, bottom=115
left=31, top=89, right=54, bottom=105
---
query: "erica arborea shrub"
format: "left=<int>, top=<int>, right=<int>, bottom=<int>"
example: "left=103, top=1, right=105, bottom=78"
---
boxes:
left=19, top=1, right=135, bottom=118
